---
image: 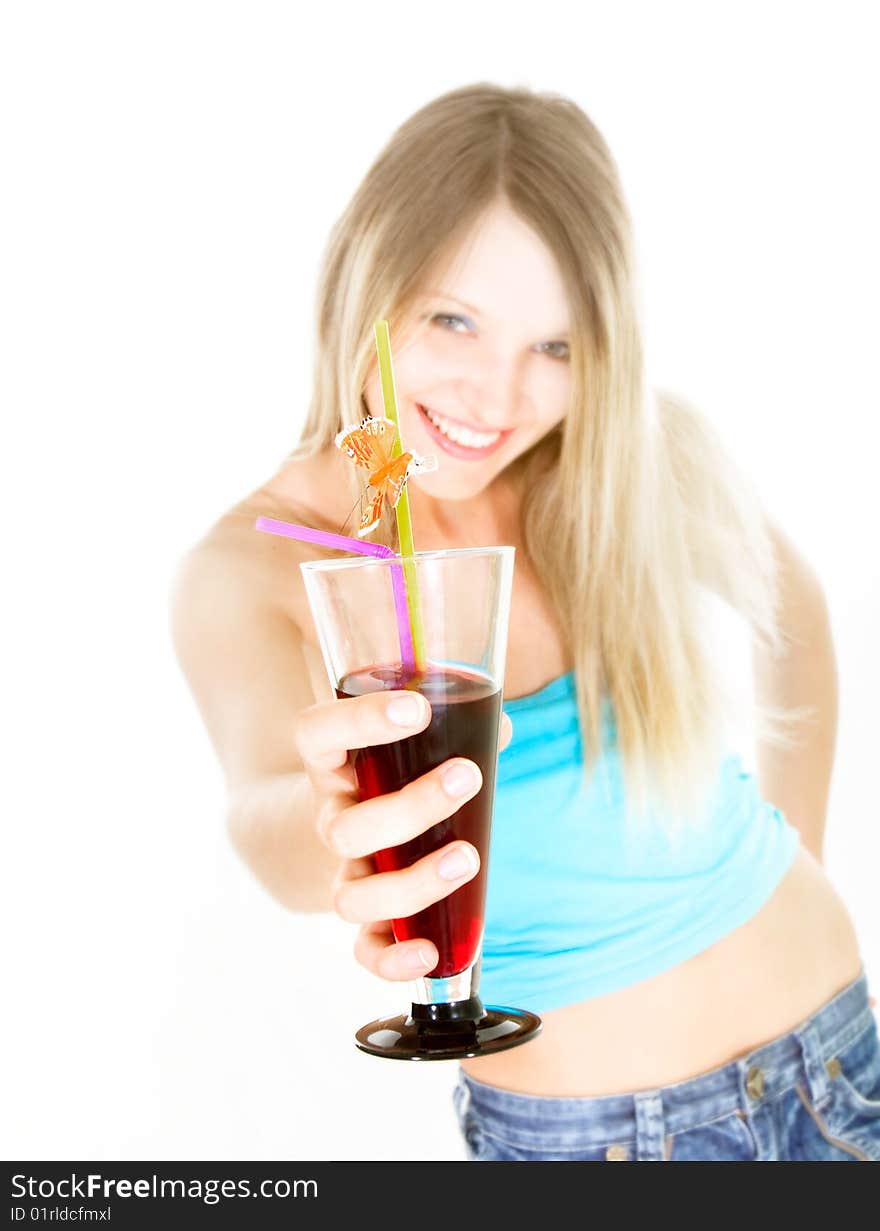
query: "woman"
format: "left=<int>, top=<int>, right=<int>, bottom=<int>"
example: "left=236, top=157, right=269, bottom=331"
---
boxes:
left=172, top=83, right=880, bottom=1161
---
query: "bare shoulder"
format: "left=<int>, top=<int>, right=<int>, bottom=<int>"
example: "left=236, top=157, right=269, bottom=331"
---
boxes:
left=172, top=452, right=338, bottom=631
left=169, top=454, right=343, bottom=779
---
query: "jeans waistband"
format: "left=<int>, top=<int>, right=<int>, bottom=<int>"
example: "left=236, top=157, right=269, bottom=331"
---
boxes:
left=458, top=967, right=872, bottom=1145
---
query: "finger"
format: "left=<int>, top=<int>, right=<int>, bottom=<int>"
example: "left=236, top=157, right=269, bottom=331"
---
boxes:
left=333, top=840, right=480, bottom=924
left=331, top=855, right=373, bottom=888
left=296, top=690, right=433, bottom=770
left=353, top=920, right=439, bottom=981
left=314, top=789, right=358, bottom=849
left=309, top=758, right=359, bottom=807
left=321, top=757, right=483, bottom=859
left=295, top=690, right=432, bottom=794
left=498, top=711, right=513, bottom=752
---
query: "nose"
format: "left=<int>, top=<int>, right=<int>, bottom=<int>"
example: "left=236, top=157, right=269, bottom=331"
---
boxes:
left=456, top=347, right=531, bottom=428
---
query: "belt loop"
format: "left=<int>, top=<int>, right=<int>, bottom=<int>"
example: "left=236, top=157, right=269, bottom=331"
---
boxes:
left=794, top=1022, right=830, bottom=1110
left=633, top=1090, right=665, bottom=1161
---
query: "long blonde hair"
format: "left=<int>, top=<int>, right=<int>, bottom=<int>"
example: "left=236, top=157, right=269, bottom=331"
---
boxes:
left=289, top=82, right=812, bottom=835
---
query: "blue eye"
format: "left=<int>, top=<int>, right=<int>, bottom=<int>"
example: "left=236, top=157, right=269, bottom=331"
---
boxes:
left=429, top=313, right=569, bottom=360
left=431, top=313, right=472, bottom=332
left=538, top=341, right=570, bottom=361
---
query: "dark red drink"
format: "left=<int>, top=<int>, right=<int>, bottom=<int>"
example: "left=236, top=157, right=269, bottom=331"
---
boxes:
left=336, top=663, right=502, bottom=979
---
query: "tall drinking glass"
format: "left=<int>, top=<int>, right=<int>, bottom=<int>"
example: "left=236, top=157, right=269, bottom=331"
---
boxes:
left=300, top=546, right=542, bottom=1060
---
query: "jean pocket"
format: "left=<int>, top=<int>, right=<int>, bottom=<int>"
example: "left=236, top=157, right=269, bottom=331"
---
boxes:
left=830, top=1018, right=880, bottom=1104
left=812, top=1020, right=880, bottom=1161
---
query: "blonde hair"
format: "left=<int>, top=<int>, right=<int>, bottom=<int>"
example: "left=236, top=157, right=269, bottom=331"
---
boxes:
left=289, top=82, right=813, bottom=836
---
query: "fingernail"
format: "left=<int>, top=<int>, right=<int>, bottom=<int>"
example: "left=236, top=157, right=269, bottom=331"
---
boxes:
left=438, top=845, right=478, bottom=881
left=442, top=762, right=478, bottom=797
left=402, top=945, right=435, bottom=973
left=387, top=695, right=425, bottom=726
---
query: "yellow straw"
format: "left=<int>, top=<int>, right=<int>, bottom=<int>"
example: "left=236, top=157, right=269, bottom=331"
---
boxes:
left=373, top=319, right=428, bottom=674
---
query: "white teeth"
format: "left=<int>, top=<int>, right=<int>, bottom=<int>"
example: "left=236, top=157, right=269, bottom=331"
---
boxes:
left=421, top=406, right=501, bottom=448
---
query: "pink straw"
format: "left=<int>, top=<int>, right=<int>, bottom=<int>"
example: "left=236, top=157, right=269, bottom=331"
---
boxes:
left=254, top=516, right=416, bottom=673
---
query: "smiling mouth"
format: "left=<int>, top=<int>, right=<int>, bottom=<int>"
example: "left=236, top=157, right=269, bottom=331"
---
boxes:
left=416, top=403, right=513, bottom=448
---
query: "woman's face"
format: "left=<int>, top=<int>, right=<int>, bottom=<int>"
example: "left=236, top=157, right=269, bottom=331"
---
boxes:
left=362, top=200, right=573, bottom=506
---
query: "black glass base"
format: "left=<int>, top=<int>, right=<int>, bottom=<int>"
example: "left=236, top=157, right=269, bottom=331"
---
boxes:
left=355, top=998, right=542, bottom=1060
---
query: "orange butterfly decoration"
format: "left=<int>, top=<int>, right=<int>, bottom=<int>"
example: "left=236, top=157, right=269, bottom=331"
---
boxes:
left=334, top=416, right=438, bottom=537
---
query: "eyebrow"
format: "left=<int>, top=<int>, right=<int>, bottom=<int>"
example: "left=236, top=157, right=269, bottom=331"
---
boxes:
left=426, top=289, right=570, bottom=340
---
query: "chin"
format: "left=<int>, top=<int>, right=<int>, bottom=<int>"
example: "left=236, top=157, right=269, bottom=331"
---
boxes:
left=410, top=472, right=492, bottom=502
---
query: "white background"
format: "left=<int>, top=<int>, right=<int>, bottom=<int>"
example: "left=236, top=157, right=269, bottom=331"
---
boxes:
left=2, top=1, right=878, bottom=1160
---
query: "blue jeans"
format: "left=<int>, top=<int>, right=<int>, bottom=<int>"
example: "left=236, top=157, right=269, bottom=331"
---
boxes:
left=453, top=968, right=880, bottom=1160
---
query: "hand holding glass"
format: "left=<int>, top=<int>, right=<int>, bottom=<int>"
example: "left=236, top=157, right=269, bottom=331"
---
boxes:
left=300, top=546, right=542, bottom=1060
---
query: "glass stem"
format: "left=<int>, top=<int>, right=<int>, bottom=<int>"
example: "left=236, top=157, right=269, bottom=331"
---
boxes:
left=411, top=951, right=482, bottom=1007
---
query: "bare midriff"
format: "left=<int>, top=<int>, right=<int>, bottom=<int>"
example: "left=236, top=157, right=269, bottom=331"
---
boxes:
left=254, top=451, right=866, bottom=1099
left=459, top=847, right=863, bottom=1096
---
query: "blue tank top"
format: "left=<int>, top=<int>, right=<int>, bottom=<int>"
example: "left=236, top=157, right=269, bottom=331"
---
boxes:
left=479, top=670, right=800, bottom=1015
